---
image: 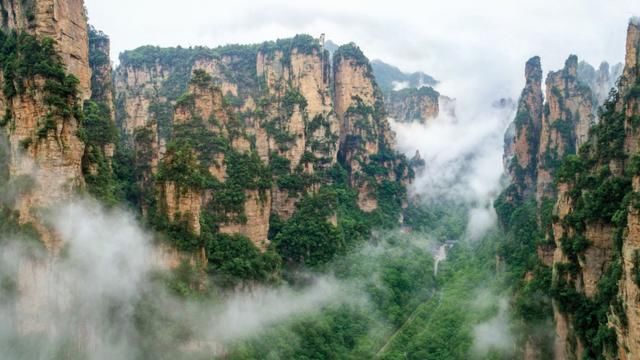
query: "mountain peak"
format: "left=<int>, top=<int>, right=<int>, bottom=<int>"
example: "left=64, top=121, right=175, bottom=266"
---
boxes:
left=525, top=56, right=542, bottom=84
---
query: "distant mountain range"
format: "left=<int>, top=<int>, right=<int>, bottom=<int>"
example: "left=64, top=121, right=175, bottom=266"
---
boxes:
left=370, top=59, right=438, bottom=93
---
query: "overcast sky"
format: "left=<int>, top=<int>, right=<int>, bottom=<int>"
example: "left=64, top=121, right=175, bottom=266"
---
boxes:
left=86, top=0, right=639, bottom=100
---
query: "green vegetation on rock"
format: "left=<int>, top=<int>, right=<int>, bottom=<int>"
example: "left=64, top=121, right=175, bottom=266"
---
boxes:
left=334, top=43, right=372, bottom=73
left=0, top=31, right=82, bottom=137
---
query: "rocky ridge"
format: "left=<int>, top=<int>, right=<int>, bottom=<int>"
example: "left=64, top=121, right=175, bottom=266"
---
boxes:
left=498, top=19, right=640, bottom=360
left=113, top=36, right=412, bottom=256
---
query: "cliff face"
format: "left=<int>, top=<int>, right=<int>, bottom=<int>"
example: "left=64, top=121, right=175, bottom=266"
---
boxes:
left=34, top=0, right=90, bottom=99
left=621, top=21, right=640, bottom=96
left=333, top=44, right=409, bottom=212
left=386, top=86, right=440, bottom=124
left=1, top=0, right=91, bottom=99
left=156, top=78, right=271, bottom=249
left=536, top=55, right=597, bottom=201
left=115, top=37, right=411, bottom=259
left=370, top=60, right=449, bottom=124
left=0, top=0, right=91, bottom=248
left=506, top=56, right=544, bottom=199
left=88, top=27, right=114, bottom=118
left=114, top=59, right=171, bottom=137
left=0, top=14, right=410, bottom=317
left=621, top=176, right=640, bottom=359
left=81, top=26, right=118, bottom=203
left=505, top=55, right=600, bottom=202
left=614, top=20, right=640, bottom=360
left=499, top=20, right=640, bottom=360
left=0, top=0, right=104, bottom=344
left=3, top=75, right=85, bottom=248
left=546, top=23, right=640, bottom=359
left=256, top=44, right=338, bottom=218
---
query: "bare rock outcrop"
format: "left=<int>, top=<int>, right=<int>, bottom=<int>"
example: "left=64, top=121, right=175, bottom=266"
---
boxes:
left=506, top=56, right=544, bottom=199
left=115, top=36, right=411, bottom=257
left=0, top=0, right=91, bottom=247
left=536, top=55, right=597, bottom=200
left=333, top=43, right=404, bottom=212
left=386, top=86, right=440, bottom=124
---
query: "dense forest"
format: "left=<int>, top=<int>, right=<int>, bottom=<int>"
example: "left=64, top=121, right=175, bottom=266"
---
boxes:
left=0, top=18, right=516, bottom=360
left=0, top=0, right=639, bottom=359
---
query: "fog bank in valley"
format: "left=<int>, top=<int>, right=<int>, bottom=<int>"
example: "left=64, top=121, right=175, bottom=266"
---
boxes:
left=0, top=200, right=349, bottom=359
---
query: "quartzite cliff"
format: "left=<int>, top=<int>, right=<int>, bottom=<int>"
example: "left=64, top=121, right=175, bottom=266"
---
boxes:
left=499, top=19, right=640, bottom=360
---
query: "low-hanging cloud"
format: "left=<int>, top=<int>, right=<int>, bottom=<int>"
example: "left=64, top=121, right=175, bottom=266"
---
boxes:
left=391, top=97, right=515, bottom=239
left=0, top=199, right=347, bottom=359
left=0, top=198, right=447, bottom=358
left=204, top=277, right=344, bottom=342
left=392, top=80, right=410, bottom=91
left=471, top=297, right=515, bottom=357
left=391, top=101, right=514, bottom=203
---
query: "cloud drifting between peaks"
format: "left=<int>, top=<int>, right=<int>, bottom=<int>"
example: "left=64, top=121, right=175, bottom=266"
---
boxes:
left=391, top=98, right=515, bottom=238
